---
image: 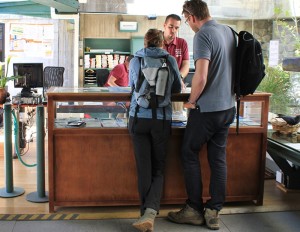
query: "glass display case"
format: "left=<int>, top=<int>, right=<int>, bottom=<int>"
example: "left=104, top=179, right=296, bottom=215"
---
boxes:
left=48, top=87, right=132, bottom=129
left=48, top=87, right=267, bottom=130
left=55, top=101, right=128, bottom=128
left=48, top=87, right=190, bottom=130
left=47, top=87, right=270, bottom=212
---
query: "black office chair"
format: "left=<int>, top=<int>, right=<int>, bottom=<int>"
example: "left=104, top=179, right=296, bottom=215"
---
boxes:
left=43, top=66, right=65, bottom=98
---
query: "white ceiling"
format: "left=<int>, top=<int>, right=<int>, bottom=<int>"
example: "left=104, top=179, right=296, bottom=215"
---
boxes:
left=95, top=0, right=300, bottom=19
left=125, top=0, right=184, bottom=16
left=125, top=0, right=300, bottom=18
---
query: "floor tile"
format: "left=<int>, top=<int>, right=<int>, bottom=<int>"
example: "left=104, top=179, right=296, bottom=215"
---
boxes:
left=0, top=221, right=15, bottom=232
left=12, top=219, right=122, bottom=232
left=221, top=211, right=300, bottom=232
left=153, top=217, right=230, bottom=232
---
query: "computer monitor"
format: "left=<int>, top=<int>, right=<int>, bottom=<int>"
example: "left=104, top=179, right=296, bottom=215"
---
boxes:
left=13, top=63, right=43, bottom=97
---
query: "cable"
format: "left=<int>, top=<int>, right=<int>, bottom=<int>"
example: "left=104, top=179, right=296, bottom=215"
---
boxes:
left=11, top=110, right=37, bottom=167
left=20, top=142, right=30, bottom=156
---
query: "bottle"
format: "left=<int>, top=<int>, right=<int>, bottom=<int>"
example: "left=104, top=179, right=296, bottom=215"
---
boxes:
left=155, top=67, right=168, bottom=96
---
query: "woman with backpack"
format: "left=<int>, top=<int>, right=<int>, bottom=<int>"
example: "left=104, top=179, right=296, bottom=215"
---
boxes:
left=128, top=28, right=182, bottom=232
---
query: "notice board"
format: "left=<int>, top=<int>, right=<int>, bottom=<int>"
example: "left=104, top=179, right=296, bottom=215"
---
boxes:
left=9, top=23, right=54, bottom=58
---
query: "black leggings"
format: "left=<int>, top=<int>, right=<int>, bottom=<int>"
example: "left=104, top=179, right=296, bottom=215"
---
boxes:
left=129, top=116, right=171, bottom=215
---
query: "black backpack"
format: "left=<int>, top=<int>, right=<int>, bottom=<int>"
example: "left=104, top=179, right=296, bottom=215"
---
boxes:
left=230, top=28, right=266, bottom=134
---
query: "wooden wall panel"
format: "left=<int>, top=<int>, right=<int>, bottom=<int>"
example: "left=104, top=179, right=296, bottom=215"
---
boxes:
left=79, top=14, right=166, bottom=86
left=80, top=14, right=166, bottom=39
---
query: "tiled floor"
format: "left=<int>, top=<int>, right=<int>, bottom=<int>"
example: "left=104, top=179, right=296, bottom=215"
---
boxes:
left=1, top=210, right=300, bottom=232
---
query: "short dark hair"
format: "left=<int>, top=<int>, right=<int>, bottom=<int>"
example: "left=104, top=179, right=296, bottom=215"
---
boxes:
left=126, top=55, right=134, bottom=63
left=182, top=0, right=210, bottom=20
left=165, top=14, right=181, bottom=23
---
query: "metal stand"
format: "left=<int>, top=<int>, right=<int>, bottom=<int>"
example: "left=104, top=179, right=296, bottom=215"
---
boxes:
left=26, top=106, right=48, bottom=202
left=0, top=103, right=25, bottom=198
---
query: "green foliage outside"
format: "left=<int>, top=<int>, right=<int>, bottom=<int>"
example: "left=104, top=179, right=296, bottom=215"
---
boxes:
left=257, top=4, right=300, bottom=116
left=257, top=65, right=292, bottom=115
left=0, top=56, right=23, bottom=88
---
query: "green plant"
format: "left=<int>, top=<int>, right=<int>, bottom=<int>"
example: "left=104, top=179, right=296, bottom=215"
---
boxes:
left=257, top=65, right=292, bottom=115
left=0, top=56, right=22, bottom=88
left=257, top=4, right=300, bottom=116
left=273, top=5, right=300, bottom=58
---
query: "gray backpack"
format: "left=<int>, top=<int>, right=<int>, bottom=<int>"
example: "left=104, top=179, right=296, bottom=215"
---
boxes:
left=133, top=56, right=170, bottom=119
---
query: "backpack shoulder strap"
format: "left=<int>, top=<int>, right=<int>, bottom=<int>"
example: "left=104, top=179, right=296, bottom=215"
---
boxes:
left=135, top=57, right=145, bottom=93
left=132, top=57, right=143, bottom=129
left=228, top=26, right=240, bottom=135
left=228, top=26, right=239, bottom=38
left=164, top=54, right=170, bottom=68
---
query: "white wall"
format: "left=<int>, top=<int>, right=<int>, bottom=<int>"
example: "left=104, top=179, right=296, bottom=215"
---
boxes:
left=0, top=14, right=75, bottom=97
left=0, top=15, right=59, bottom=97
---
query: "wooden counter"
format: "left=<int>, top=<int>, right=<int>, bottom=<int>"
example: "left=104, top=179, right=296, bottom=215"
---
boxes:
left=47, top=87, right=270, bottom=212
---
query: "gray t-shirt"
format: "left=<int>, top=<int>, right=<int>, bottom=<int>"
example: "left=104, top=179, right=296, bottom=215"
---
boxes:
left=193, top=20, right=235, bottom=112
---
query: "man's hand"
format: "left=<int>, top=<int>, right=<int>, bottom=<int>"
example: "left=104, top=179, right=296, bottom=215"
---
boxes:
left=181, top=79, right=187, bottom=92
left=183, top=101, right=196, bottom=109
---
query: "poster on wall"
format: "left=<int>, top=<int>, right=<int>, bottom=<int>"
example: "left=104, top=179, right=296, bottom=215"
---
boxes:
left=9, top=23, right=54, bottom=58
left=269, top=40, right=279, bottom=67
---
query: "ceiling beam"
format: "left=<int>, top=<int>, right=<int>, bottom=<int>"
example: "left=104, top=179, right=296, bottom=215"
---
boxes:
left=0, top=2, right=50, bottom=18
left=30, top=0, right=79, bottom=13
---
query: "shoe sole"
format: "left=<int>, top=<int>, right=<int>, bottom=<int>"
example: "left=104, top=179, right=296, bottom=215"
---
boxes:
left=205, top=217, right=220, bottom=230
left=206, top=225, right=220, bottom=230
left=132, top=220, right=153, bottom=232
left=167, top=215, right=204, bottom=226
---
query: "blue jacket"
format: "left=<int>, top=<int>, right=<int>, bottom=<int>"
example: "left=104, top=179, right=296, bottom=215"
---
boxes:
left=129, top=47, right=182, bottom=120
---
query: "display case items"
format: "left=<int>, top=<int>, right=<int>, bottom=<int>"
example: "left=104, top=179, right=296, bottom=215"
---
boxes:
left=54, top=100, right=128, bottom=128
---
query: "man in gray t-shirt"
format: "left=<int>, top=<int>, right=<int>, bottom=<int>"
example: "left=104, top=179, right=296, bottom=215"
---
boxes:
left=193, top=20, right=235, bottom=111
left=167, top=0, right=236, bottom=231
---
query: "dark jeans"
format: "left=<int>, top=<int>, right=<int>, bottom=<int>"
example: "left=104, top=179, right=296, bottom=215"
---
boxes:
left=182, top=107, right=235, bottom=212
left=129, top=116, right=171, bottom=215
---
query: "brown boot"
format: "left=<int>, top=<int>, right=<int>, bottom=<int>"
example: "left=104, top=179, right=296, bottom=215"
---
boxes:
left=204, top=208, right=220, bottom=230
left=132, top=208, right=157, bottom=232
left=168, top=204, right=205, bottom=225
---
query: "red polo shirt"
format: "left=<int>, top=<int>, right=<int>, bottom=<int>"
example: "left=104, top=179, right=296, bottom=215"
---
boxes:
left=104, top=63, right=129, bottom=87
left=163, top=37, right=189, bottom=69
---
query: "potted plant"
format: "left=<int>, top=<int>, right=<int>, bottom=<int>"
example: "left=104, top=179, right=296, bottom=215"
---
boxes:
left=0, top=56, right=23, bottom=104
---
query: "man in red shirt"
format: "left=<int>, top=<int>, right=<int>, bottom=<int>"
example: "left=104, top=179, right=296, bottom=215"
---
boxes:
left=104, top=55, right=133, bottom=87
left=163, top=14, right=190, bottom=113
left=163, top=14, right=190, bottom=80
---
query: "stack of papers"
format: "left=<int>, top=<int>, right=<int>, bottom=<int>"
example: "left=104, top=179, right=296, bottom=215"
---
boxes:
left=172, top=111, right=187, bottom=122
